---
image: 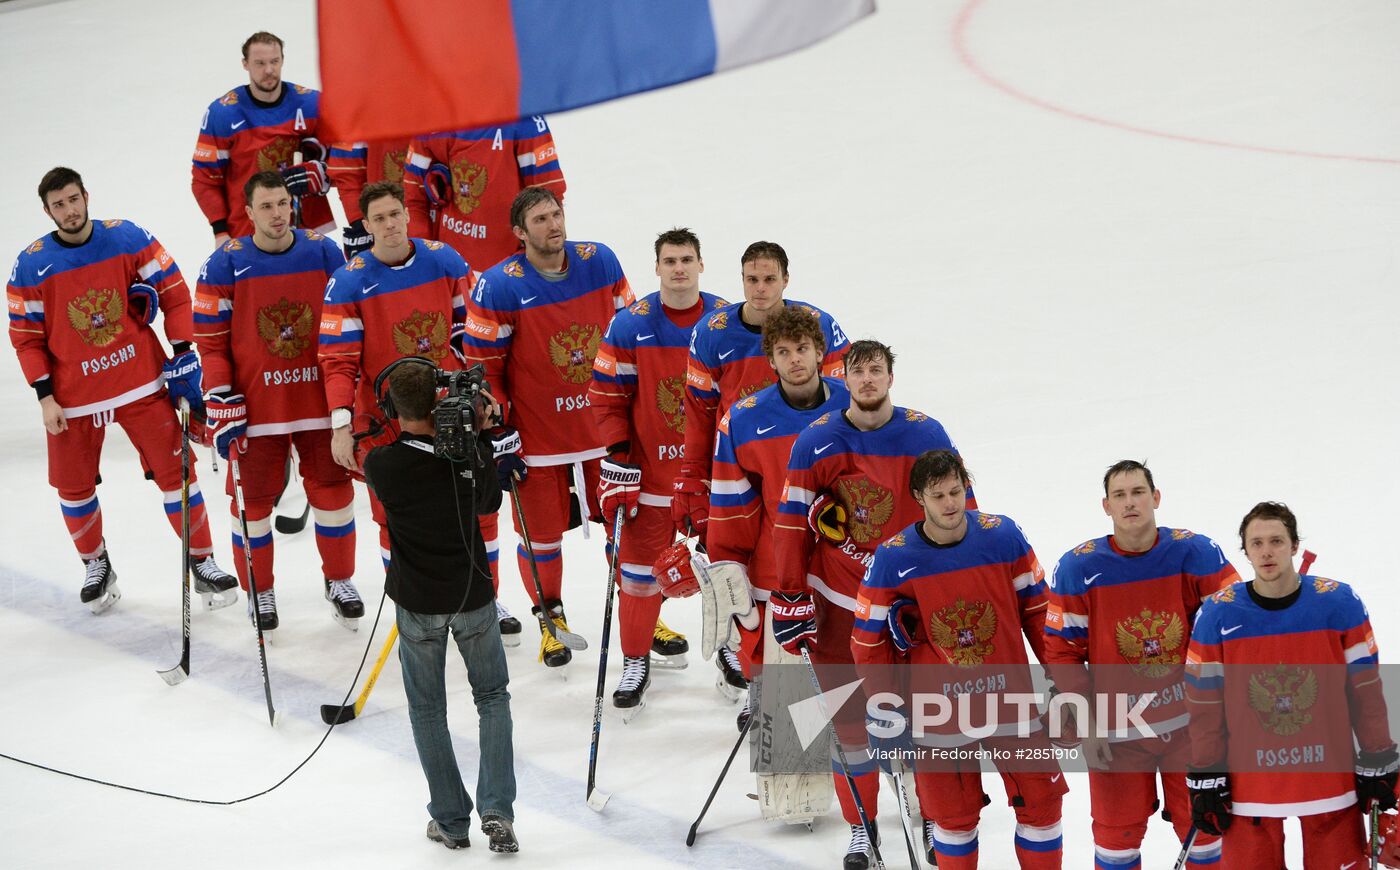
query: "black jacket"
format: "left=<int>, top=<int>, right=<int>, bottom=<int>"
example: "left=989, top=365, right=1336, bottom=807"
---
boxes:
left=364, top=431, right=502, bottom=615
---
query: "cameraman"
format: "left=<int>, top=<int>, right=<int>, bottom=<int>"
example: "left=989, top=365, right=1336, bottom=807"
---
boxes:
left=363, top=361, right=519, bottom=853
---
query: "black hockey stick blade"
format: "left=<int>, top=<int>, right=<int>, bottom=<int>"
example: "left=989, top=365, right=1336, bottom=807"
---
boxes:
left=274, top=502, right=311, bottom=534
left=320, top=703, right=357, bottom=725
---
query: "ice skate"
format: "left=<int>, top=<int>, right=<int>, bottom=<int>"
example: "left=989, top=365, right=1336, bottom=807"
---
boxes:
left=612, top=655, right=650, bottom=722
left=533, top=600, right=573, bottom=670
left=189, top=554, right=238, bottom=610
left=248, top=587, right=279, bottom=635
left=736, top=691, right=753, bottom=734
left=650, top=616, right=689, bottom=669
left=324, top=577, right=364, bottom=630
left=496, top=600, right=521, bottom=647
left=844, top=820, right=879, bottom=870
left=80, top=550, right=120, bottom=614
left=714, top=645, right=748, bottom=701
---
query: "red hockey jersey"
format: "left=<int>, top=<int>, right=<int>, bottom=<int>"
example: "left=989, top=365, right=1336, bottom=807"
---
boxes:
left=405, top=118, right=566, bottom=272
left=463, top=242, right=632, bottom=466
left=707, top=378, right=848, bottom=593
left=327, top=139, right=412, bottom=223
left=192, top=82, right=334, bottom=238
left=774, top=408, right=973, bottom=608
left=682, top=299, right=848, bottom=484
left=8, top=220, right=190, bottom=417
left=194, top=230, right=345, bottom=434
left=1044, top=528, right=1239, bottom=738
left=1186, top=577, right=1392, bottom=817
left=589, top=291, right=726, bottom=503
left=318, top=240, right=471, bottom=416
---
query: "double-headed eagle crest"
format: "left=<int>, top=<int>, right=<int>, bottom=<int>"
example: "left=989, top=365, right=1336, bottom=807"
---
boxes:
left=382, top=149, right=407, bottom=184
left=629, top=299, right=651, bottom=316
left=929, top=598, right=997, bottom=667
left=256, top=297, right=314, bottom=360
left=708, top=311, right=729, bottom=331
left=548, top=323, right=602, bottom=384
left=1248, top=664, right=1317, bottom=736
left=392, top=310, right=449, bottom=361
left=451, top=160, right=488, bottom=214
left=657, top=376, right=685, bottom=433
left=574, top=243, right=597, bottom=261
left=504, top=260, right=524, bottom=278
left=257, top=138, right=297, bottom=173
left=67, top=288, right=125, bottom=347
left=834, top=479, right=894, bottom=544
left=1115, top=609, right=1185, bottom=677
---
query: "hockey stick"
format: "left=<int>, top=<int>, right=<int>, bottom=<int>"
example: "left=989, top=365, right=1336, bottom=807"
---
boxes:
left=1372, top=801, right=1381, bottom=870
left=883, top=769, right=922, bottom=870
left=233, top=456, right=280, bottom=727
left=273, top=454, right=311, bottom=534
left=800, top=645, right=887, bottom=870
left=586, top=509, right=627, bottom=812
left=320, top=624, right=399, bottom=725
left=1171, top=824, right=1198, bottom=870
left=157, top=402, right=193, bottom=686
left=687, top=700, right=756, bottom=846
left=509, top=478, right=587, bottom=651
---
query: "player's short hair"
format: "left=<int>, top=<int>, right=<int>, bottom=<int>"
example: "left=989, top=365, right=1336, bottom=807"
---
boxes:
left=38, top=166, right=85, bottom=205
left=1238, top=501, right=1300, bottom=550
left=1103, top=460, right=1155, bottom=496
left=741, top=241, right=789, bottom=276
left=387, top=362, right=437, bottom=423
left=509, top=186, right=562, bottom=230
left=243, top=170, right=289, bottom=204
left=844, top=339, right=895, bottom=373
left=360, top=181, right=405, bottom=219
left=242, top=31, right=284, bottom=59
left=761, top=305, right=825, bottom=359
left=654, top=227, right=701, bottom=261
left=910, top=449, right=972, bottom=496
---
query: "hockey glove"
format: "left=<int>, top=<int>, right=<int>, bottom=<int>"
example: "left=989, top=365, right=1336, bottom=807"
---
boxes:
left=869, top=711, right=914, bottom=775
left=653, top=539, right=700, bottom=598
left=298, top=136, right=328, bottom=164
left=424, top=162, right=453, bottom=209
left=887, top=597, right=923, bottom=654
left=670, top=474, right=710, bottom=540
left=1356, top=746, right=1400, bottom=812
left=770, top=591, right=817, bottom=656
left=126, top=282, right=159, bottom=325
left=449, top=322, right=469, bottom=367
left=489, top=426, right=527, bottom=488
left=598, top=457, right=641, bottom=520
left=341, top=218, right=372, bottom=260
left=281, top=160, right=329, bottom=198
left=807, top=492, right=847, bottom=544
left=205, top=393, right=248, bottom=460
left=162, top=349, right=204, bottom=413
left=1186, top=768, right=1232, bottom=836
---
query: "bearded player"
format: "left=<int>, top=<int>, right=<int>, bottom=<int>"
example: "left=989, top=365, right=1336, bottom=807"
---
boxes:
left=194, top=170, right=359, bottom=633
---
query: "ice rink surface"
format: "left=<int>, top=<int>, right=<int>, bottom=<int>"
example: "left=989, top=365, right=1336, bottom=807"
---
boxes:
left=2, top=0, right=1397, bottom=866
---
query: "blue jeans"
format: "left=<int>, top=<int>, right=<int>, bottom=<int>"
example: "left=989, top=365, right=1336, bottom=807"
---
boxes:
left=397, top=602, right=515, bottom=837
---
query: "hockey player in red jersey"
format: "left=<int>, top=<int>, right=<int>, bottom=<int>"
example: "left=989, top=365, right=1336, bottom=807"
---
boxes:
left=194, top=171, right=359, bottom=633
left=673, top=241, right=848, bottom=545
left=192, top=32, right=334, bottom=245
left=853, top=450, right=1066, bottom=869
left=326, top=138, right=413, bottom=259
left=1185, top=502, right=1396, bottom=868
left=705, top=306, right=849, bottom=724
left=1044, top=460, right=1240, bottom=869
left=589, top=228, right=725, bottom=707
left=770, top=340, right=973, bottom=867
left=404, top=118, right=566, bottom=271
left=8, top=167, right=237, bottom=613
left=462, top=187, right=633, bottom=668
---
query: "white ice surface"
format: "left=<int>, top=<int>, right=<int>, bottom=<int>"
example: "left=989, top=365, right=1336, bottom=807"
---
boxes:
left=2, top=0, right=1398, bottom=867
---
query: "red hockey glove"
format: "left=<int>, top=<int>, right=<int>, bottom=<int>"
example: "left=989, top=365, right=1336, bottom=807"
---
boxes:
left=598, top=457, right=641, bottom=520
left=424, top=163, right=452, bottom=209
left=770, top=591, right=817, bottom=656
left=670, top=474, right=709, bottom=539
left=281, top=161, right=329, bottom=197
left=653, top=539, right=700, bottom=599
left=807, top=492, right=847, bottom=544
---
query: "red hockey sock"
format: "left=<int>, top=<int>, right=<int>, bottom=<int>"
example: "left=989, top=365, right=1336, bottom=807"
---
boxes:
left=58, top=489, right=103, bottom=560
left=164, top=482, right=213, bottom=557
left=310, top=501, right=356, bottom=582
left=833, top=768, right=880, bottom=826
left=619, top=588, right=663, bottom=657
left=229, top=501, right=275, bottom=592
left=518, top=538, right=562, bottom=605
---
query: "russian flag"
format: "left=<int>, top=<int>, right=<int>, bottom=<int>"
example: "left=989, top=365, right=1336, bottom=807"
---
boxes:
left=318, top=0, right=875, bottom=140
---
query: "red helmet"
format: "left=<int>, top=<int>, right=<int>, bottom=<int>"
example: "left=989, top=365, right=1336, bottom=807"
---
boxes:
left=653, top=540, right=700, bottom=598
